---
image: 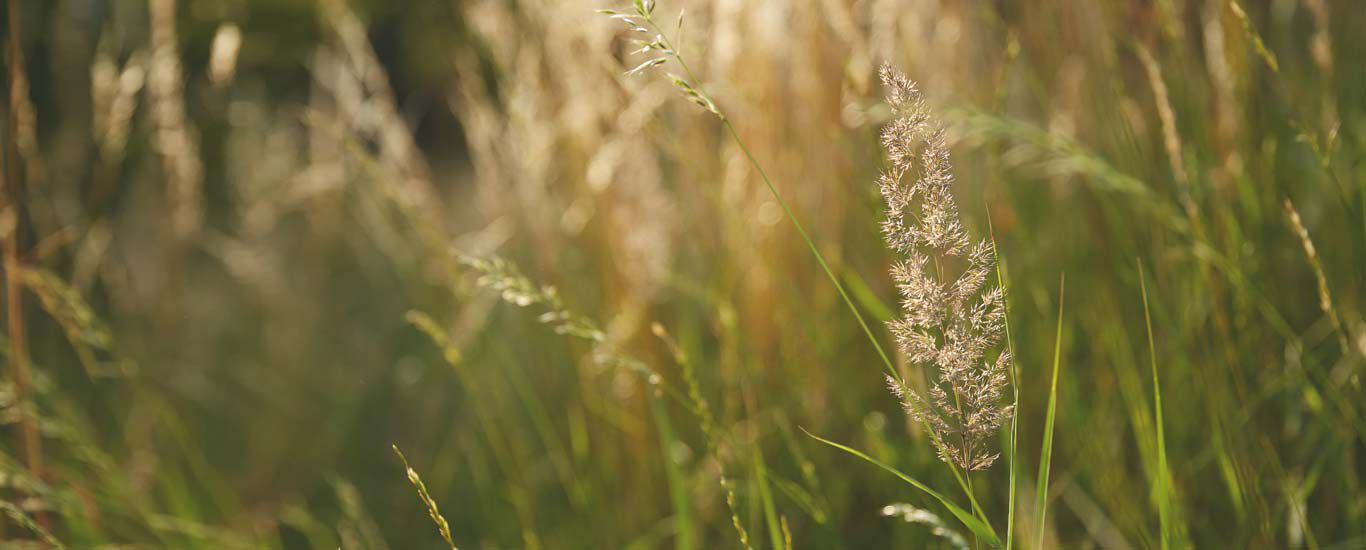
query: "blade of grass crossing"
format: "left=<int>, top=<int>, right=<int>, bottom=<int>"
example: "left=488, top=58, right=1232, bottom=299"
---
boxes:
left=636, top=11, right=901, bottom=382
left=802, top=429, right=1002, bottom=547
left=719, top=116, right=899, bottom=381
left=1035, top=273, right=1065, bottom=550
left=843, top=270, right=896, bottom=323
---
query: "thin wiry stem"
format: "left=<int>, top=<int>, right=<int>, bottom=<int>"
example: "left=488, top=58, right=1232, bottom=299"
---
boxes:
left=604, top=4, right=900, bottom=382
left=1139, top=261, right=1174, bottom=549
left=603, top=4, right=1004, bottom=535
left=654, top=323, right=753, bottom=550
left=717, top=116, right=899, bottom=380
left=5, top=0, right=44, bottom=503
left=989, top=211, right=1020, bottom=550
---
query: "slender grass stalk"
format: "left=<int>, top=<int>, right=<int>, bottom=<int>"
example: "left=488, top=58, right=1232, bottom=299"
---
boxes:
left=392, top=445, right=459, bottom=549
left=743, top=385, right=784, bottom=550
left=1258, top=438, right=1321, bottom=550
left=989, top=211, right=1020, bottom=550
left=603, top=3, right=899, bottom=381
left=4, top=0, right=44, bottom=503
left=1035, top=273, right=1064, bottom=550
left=843, top=270, right=896, bottom=323
left=407, top=310, right=541, bottom=546
left=653, top=322, right=754, bottom=550
left=648, top=386, right=696, bottom=550
left=1228, top=1, right=1279, bottom=73
left=0, top=499, right=63, bottom=548
left=947, top=456, right=994, bottom=540
left=607, top=8, right=1004, bottom=540
left=1282, top=198, right=1350, bottom=355
left=1139, top=262, right=1174, bottom=549
left=718, top=117, right=898, bottom=381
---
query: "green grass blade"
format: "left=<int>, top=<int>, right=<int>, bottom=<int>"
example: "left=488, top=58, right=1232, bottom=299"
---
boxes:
left=1138, top=262, right=1173, bottom=549
left=802, top=428, right=1001, bottom=547
left=989, top=211, right=1019, bottom=550
left=649, top=391, right=696, bottom=550
left=741, top=378, right=784, bottom=550
left=752, top=434, right=784, bottom=550
left=843, top=269, right=896, bottom=323
left=1035, top=273, right=1065, bottom=550
left=653, top=323, right=753, bottom=550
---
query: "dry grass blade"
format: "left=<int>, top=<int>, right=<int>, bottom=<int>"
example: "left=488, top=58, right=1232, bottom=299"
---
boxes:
left=1282, top=198, right=1349, bottom=354
left=147, top=0, right=204, bottom=240
left=4, top=0, right=44, bottom=507
left=6, top=0, right=1365, bottom=546
left=21, top=266, right=132, bottom=376
left=0, top=498, right=64, bottom=548
left=1228, top=1, right=1279, bottom=73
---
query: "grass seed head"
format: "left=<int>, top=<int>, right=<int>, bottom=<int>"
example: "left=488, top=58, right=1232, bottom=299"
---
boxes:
left=878, top=65, right=1013, bottom=471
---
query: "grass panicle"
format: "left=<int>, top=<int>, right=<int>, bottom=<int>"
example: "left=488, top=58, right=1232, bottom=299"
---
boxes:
left=877, top=66, right=1014, bottom=473
left=4, top=0, right=1365, bottom=547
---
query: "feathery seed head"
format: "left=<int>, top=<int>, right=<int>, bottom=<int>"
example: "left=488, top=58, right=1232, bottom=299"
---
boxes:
left=877, top=65, right=1012, bottom=471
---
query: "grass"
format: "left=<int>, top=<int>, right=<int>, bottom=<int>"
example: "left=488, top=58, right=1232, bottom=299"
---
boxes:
left=1035, top=273, right=1065, bottom=549
left=990, top=212, right=1021, bottom=550
left=392, top=444, right=458, bottom=549
left=1138, top=262, right=1177, bottom=549
left=1, top=0, right=1364, bottom=547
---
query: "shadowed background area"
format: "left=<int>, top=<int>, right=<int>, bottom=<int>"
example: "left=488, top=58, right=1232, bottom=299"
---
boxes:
left=1, top=0, right=1364, bottom=547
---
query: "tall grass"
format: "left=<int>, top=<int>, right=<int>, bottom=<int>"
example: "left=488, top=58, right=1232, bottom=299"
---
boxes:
left=1, top=0, right=1363, bottom=547
left=1034, top=274, right=1064, bottom=549
left=1138, top=262, right=1177, bottom=549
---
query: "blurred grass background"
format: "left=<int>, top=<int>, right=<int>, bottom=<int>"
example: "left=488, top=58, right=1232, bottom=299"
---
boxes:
left=1, top=0, right=1363, bottom=547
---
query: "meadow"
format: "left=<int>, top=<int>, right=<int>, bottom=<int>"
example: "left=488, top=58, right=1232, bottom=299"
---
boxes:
left=1, top=0, right=1364, bottom=547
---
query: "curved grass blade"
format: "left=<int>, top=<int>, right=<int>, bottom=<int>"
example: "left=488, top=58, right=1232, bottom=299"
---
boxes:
left=802, top=428, right=1001, bottom=547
